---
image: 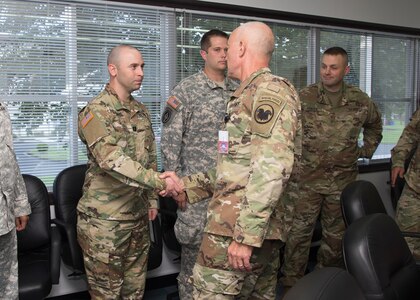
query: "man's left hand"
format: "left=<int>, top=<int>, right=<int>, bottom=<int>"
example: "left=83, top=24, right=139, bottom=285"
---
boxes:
left=228, top=240, right=253, bottom=272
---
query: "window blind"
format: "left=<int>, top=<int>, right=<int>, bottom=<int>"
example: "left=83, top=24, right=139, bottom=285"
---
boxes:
left=0, top=0, right=175, bottom=186
left=1, top=0, right=418, bottom=188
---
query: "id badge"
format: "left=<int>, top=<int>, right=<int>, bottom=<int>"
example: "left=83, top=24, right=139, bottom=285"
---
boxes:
left=218, top=130, right=229, bottom=154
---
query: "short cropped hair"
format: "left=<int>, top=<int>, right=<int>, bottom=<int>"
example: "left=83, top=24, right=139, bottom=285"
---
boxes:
left=200, top=29, right=229, bottom=51
left=323, top=47, right=349, bottom=66
left=107, top=44, right=138, bottom=66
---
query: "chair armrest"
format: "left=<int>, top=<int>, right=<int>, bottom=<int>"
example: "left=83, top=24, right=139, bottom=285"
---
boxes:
left=401, top=231, right=420, bottom=239
left=50, top=226, right=62, bottom=284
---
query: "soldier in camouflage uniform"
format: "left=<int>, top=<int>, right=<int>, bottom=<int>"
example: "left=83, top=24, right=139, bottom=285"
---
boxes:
left=391, top=108, right=420, bottom=260
left=163, top=21, right=302, bottom=299
left=0, top=101, right=31, bottom=300
left=161, top=29, right=238, bottom=299
left=280, top=47, right=383, bottom=292
left=77, top=45, right=181, bottom=300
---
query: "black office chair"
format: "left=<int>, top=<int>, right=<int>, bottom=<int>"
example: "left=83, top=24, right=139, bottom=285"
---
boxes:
left=343, top=213, right=420, bottom=300
left=340, top=180, right=387, bottom=226
left=17, top=174, right=61, bottom=300
left=341, top=180, right=420, bottom=239
left=159, top=195, right=181, bottom=254
left=159, top=195, right=181, bottom=300
left=283, top=267, right=365, bottom=300
left=53, top=164, right=163, bottom=275
left=52, top=164, right=87, bottom=276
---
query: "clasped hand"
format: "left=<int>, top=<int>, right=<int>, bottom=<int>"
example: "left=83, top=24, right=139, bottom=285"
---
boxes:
left=159, top=171, right=187, bottom=210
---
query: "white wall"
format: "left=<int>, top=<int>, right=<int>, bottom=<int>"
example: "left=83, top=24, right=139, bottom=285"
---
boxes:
left=201, top=0, right=420, bottom=30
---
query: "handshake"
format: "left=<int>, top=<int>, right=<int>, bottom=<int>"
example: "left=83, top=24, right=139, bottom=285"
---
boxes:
left=158, top=171, right=187, bottom=210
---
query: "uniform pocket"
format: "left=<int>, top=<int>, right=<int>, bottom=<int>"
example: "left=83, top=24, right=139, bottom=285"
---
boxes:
left=192, top=264, right=245, bottom=295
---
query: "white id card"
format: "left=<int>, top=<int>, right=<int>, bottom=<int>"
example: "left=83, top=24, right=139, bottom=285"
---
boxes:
left=218, top=130, right=229, bottom=154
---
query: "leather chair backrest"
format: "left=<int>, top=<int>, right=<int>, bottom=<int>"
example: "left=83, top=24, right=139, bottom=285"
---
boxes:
left=53, top=164, right=87, bottom=225
left=159, top=196, right=181, bottom=253
left=343, top=213, right=420, bottom=300
left=17, top=174, right=51, bottom=252
left=284, top=267, right=366, bottom=300
left=341, top=180, right=386, bottom=227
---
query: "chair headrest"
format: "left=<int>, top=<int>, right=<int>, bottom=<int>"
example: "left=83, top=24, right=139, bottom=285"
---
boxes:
left=341, top=180, right=386, bottom=226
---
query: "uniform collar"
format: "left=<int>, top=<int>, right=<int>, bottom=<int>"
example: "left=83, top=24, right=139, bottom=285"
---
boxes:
left=200, top=70, right=236, bottom=91
left=104, top=83, right=136, bottom=111
left=317, top=81, right=349, bottom=105
left=232, top=67, right=271, bottom=98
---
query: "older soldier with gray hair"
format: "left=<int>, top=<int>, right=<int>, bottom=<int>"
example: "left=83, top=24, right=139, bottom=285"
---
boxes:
left=391, top=108, right=420, bottom=260
left=162, top=21, right=302, bottom=299
left=161, top=29, right=238, bottom=299
left=77, top=44, right=182, bottom=300
left=0, top=101, right=31, bottom=300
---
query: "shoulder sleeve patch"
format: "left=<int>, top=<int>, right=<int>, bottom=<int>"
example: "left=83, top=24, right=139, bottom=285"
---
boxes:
left=81, top=111, right=94, bottom=128
left=251, top=94, right=286, bottom=137
left=161, top=107, right=175, bottom=125
left=166, top=96, right=182, bottom=111
left=80, top=110, right=108, bottom=147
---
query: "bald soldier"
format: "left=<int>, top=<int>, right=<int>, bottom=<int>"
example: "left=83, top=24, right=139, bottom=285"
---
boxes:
left=162, top=21, right=302, bottom=299
left=161, top=29, right=238, bottom=299
left=77, top=44, right=181, bottom=300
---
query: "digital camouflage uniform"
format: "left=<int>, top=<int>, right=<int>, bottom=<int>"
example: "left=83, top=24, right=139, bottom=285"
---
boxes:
left=182, top=68, right=302, bottom=299
left=281, top=82, right=383, bottom=287
left=0, top=102, right=31, bottom=300
left=77, top=84, right=165, bottom=300
left=161, top=71, right=238, bottom=299
left=391, top=108, right=420, bottom=260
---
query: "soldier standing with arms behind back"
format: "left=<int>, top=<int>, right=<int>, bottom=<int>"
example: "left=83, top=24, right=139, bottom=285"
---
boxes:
left=0, top=101, right=31, bottom=300
left=161, top=29, right=238, bottom=299
left=391, top=108, right=420, bottom=260
left=77, top=44, right=181, bottom=300
left=280, top=46, right=383, bottom=295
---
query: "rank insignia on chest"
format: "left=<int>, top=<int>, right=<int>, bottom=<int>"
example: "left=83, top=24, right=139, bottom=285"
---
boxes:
left=81, top=112, right=94, bottom=128
left=166, top=96, right=182, bottom=111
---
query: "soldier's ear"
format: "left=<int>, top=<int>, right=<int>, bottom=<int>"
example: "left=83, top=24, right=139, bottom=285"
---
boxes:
left=200, top=50, right=207, bottom=62
left=239, top=41, right=245, bottom=58
left=108, top=64, right=117, bottom=77
left=344, top=65, right=350, bottom=75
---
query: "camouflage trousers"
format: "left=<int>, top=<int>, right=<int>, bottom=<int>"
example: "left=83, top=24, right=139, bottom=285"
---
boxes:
left=174, top=199, right=209, bottom=300
left=280, top=188, right=345, bottom=287
left=395, top=184, right=420, bottom=260
left=77, top=212, right=150, bottom=300
left=0, top=229, right=18, bottom=300
left=192, top=233, right=282, bottom=299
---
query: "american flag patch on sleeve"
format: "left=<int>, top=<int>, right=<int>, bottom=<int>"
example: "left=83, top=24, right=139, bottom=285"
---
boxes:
left=81, top=112, right=94, bottom=128
left=166, top=96, right=181, bottom=110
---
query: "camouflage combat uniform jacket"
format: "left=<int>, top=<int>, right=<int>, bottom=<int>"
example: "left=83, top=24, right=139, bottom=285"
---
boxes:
left=161, top=71, right=237, bottom=244
left=183, top=68, right=302, bottom=247
left=391, top=108, right=420, bottom=193
left=298, top=82, right=383, bottom=193
left=78, top=84, right=164, bottom=221
left=0, top=102, right=31, bottom=236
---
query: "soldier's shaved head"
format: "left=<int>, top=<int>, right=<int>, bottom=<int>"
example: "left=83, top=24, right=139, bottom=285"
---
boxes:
left=235, top=21, right=275, bottom=59
left=107, top=44, right=139, bottom=67
left=227, top=21, right=275, bottom=81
